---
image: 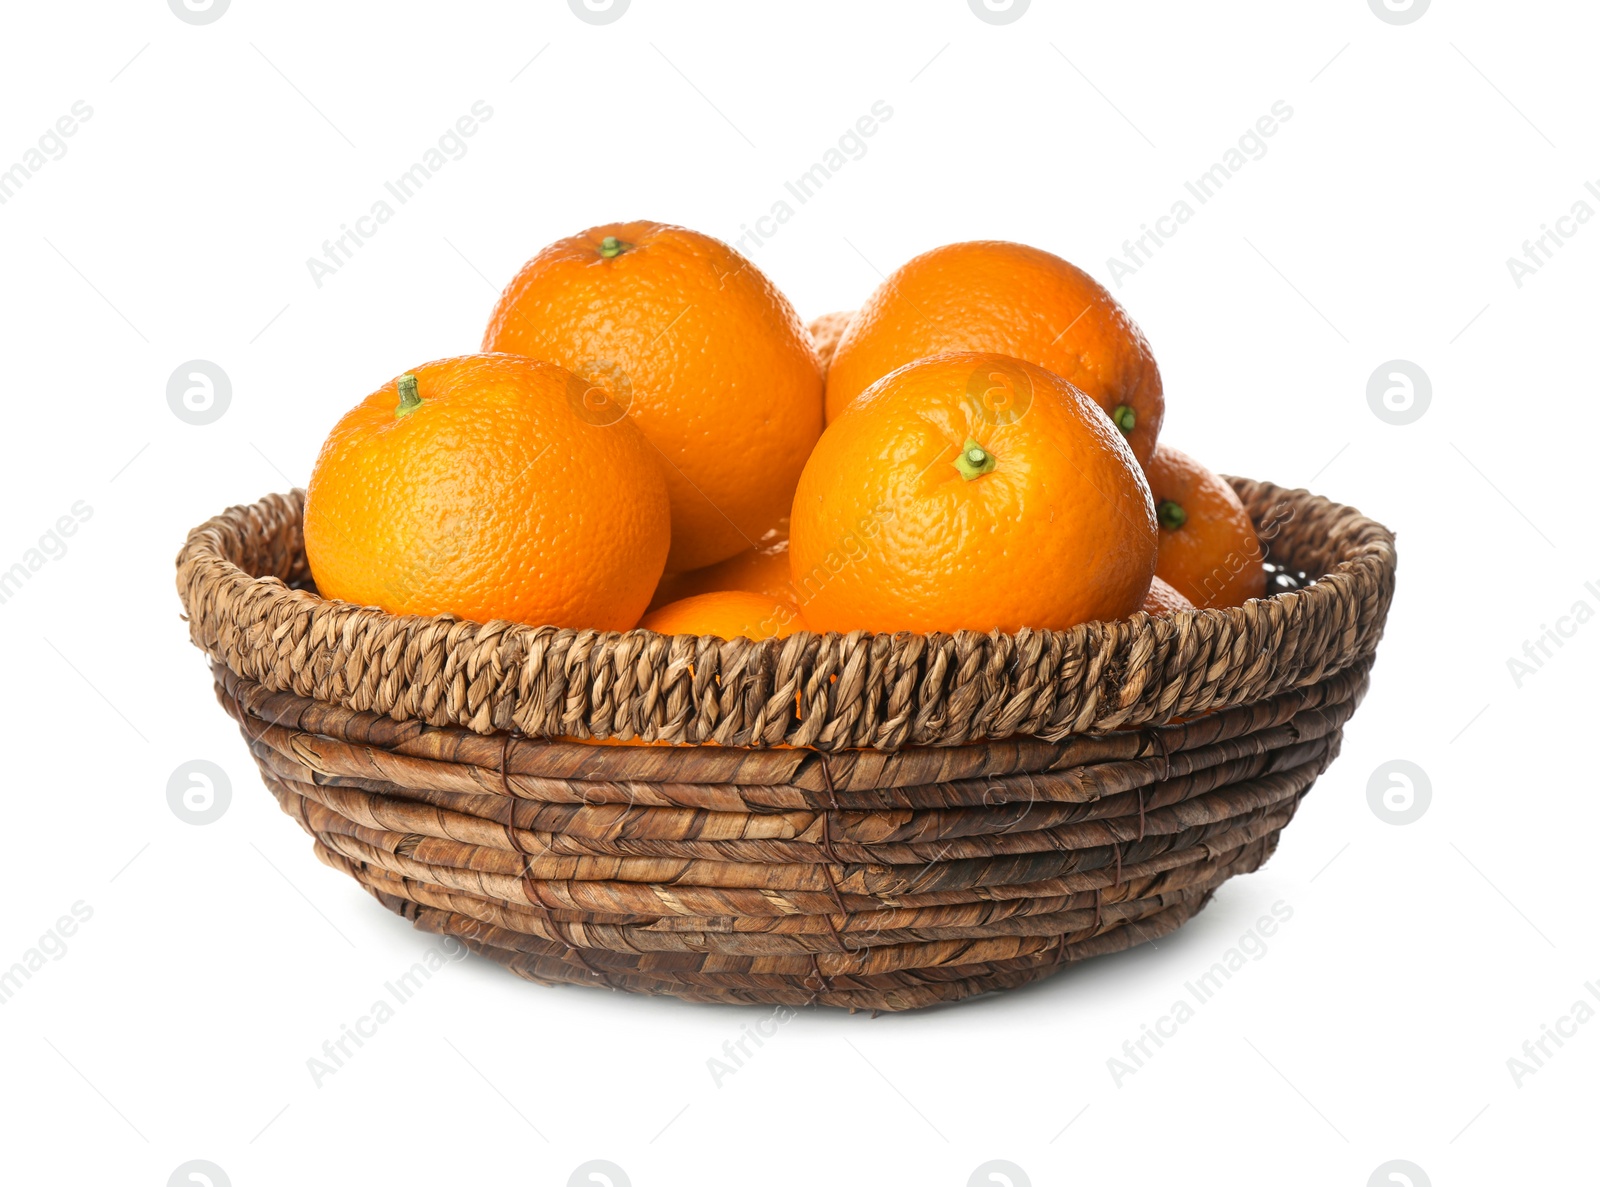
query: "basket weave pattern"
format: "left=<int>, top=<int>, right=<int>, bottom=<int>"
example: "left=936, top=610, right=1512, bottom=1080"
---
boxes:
left=177, top=479, right=1395, bottom=1010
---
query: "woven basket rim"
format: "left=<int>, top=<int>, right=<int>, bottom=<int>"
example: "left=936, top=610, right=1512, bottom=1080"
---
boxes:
left=175, top=477, right=1396, bottom=750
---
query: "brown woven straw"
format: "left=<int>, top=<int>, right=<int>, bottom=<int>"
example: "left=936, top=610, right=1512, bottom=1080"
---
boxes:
left=176, top=477, right=1395, bottom=1010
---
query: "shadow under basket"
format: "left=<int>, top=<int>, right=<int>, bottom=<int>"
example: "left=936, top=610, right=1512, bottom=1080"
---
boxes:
left=176, top=478, right=1396, bottom=1012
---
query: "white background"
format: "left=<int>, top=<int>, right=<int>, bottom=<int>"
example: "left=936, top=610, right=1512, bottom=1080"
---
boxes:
left=1, top=1, right=1595, bottom=1184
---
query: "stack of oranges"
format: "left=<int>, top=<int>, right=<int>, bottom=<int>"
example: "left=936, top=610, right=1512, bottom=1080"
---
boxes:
left=303, top=222, right=1268, bottom=645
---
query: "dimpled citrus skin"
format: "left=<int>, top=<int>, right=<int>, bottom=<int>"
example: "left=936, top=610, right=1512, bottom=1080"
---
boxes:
left=639, top=590, right=802, bottom=641
left=807, top=311, right=854, bottom=373
left=1142, top=575, right=1195, bottom=615
left=483, top=221, right=824, bottom=572
left=649, top=538, right=795, bottom=611
left=792, top=353, right=1157, bottom=634
left=1143, top=443, right=1267, bottom=610
left=303, top=354, right=671, bottom=629
left=824, top=241, right=1164, bottom=465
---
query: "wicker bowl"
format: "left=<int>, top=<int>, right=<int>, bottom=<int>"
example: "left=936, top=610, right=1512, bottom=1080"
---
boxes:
left=176, top=478, right=1395, bottom=1011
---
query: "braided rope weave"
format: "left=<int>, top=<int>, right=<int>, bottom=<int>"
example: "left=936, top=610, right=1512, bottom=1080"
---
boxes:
left=177, top=479, right=1396, bottom=1009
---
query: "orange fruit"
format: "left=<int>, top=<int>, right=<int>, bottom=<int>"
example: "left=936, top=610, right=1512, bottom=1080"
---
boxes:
left=791, top=353, right=1157, bottom=634
left=1142, top=444, right=1266, bottom=609
left=823, top=240, right=1164, bottom=465
left=303, top=355, right=670, bottom=629
left=639, top=591, right=803, bottom=641
left=483, top=221, right=823, bottom=572
left=1142, top=576, right=1194, bottom=615
left=649, top=532, right=796, bottom=610
left=808, top=310, right=853, bottom=373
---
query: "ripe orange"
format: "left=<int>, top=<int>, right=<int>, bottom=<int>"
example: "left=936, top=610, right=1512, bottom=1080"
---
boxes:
left=808, top=310, right=853, bottom=373
left=824, top=241, right=1164, bottom=465
left=791, top=353, right=1157, bottom=634
left=639, top=590, right=802, bottom=641
left=648, top=532, right=796, bottom=610
left=303, top=355, right=670, bottom=629
left=1142, top=576, right=1194, bottom=615
left=483, top=221, right=823, bottom=572
left=1142, top=444, right=1266, bottom=609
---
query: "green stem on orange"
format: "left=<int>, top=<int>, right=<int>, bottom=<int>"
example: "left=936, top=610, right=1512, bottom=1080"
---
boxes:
left=599, top=235, right=628, bottom=259
left=1157, top=499, right=1187, bottom=530
left=953, top=438, right=996, bottom=481
left=396, top=373, right=422, bottom=417
left=1112, top=404, right=1137, bottom=434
